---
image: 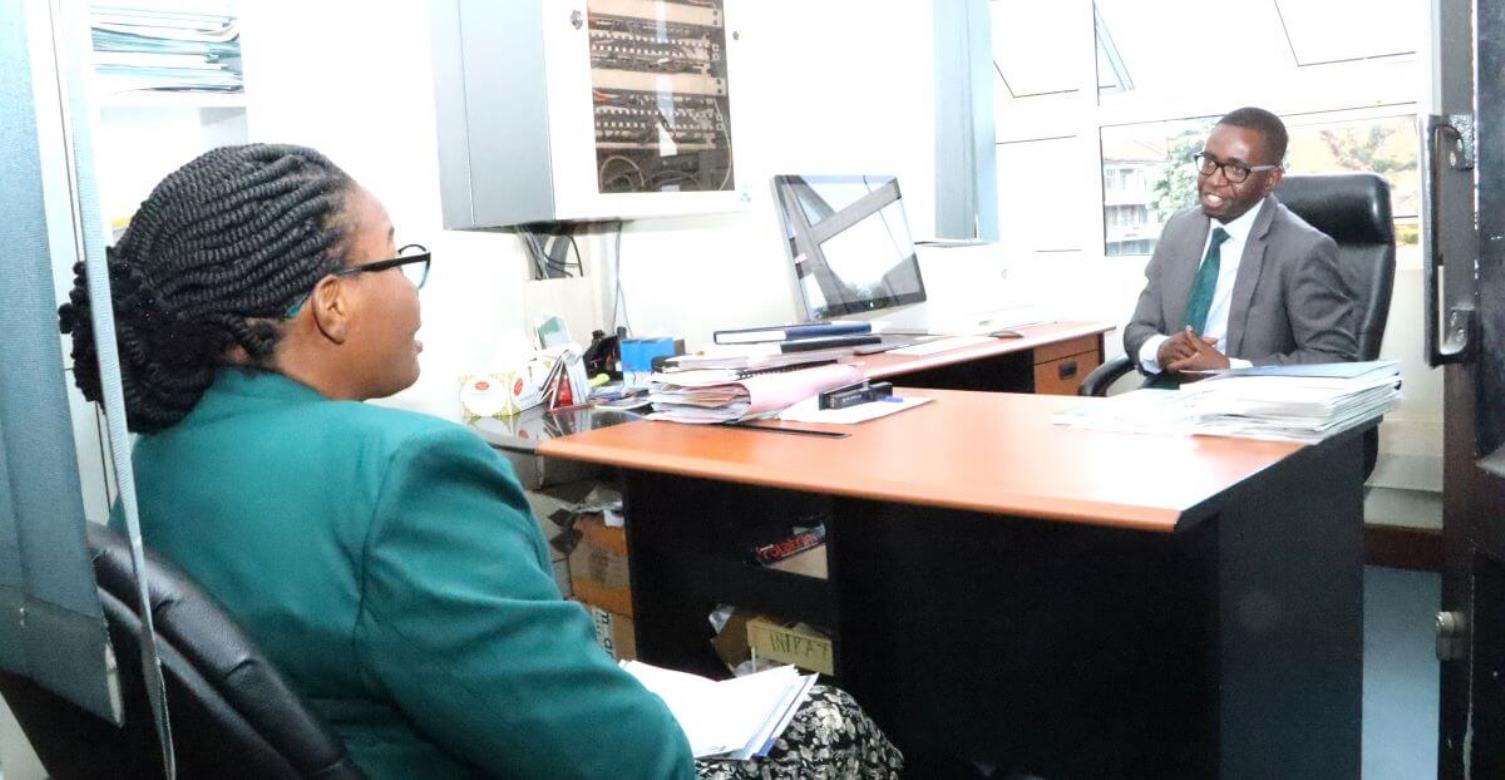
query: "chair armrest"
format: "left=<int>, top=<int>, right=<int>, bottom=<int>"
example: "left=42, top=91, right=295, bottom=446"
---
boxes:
left=1078, top=354, right=1135, bottom=397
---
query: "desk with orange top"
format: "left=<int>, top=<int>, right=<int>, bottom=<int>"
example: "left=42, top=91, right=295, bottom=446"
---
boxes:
left=857, top=320, right=1110, bottom=395
left=537, top=388, right=1366, bottom=778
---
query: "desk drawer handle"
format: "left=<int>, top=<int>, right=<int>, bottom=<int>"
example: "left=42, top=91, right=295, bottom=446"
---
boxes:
left=1058, top=360, right=1078, bottom=380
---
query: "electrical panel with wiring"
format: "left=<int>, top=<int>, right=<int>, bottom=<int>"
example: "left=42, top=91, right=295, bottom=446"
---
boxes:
left=432, top=0, right=746, bottom=228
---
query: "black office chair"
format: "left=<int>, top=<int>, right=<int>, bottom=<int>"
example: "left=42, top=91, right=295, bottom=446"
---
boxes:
left=1079, top=172, right=1396, bottom=477
left=0, top=523, right=364, bottom=779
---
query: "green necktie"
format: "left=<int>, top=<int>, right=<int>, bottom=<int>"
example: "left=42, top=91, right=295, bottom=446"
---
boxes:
left=1183, top=226, right=1231, bottom=334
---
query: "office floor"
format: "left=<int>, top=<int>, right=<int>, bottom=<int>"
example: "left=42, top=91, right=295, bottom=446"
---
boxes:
left=0, top=567, right=1450, bottom=780
left=1363, top=565, right=1441, bottom=779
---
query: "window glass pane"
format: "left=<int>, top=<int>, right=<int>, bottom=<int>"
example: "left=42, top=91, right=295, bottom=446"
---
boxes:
left=1274, top=0, right=1416, bottom=64
left=1098, top=110, right=1420, bottom=256
left=1093, top=2, right=1132, bottom=94
left=991, top=1, right=1079, bottom=97
left=1094, top=0, right=1286, bottom=97
left=997, top=137, right=1085, bottom=254
left=1285, top=110, right=1419, bottom=245
left=1094, top=0, right=1414, bottom=102
left=1099, top=117, right=1216, bottom=256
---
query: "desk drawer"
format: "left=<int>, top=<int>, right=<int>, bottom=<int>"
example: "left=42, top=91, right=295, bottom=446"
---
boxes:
left=1034, top=351, right=1100, bottom=395
left=1033, top=335, right=1100, bottom=365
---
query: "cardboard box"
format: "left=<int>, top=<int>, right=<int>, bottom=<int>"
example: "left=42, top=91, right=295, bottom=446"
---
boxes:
left=711, top=608, right=757, bottom=670
left=765, top=544, right=827, bottom=579
left=588, top=605, right=637, bottom=661
left=746, top=617, right=834, bottom=675
left=569, top=515, right=632, bottom=617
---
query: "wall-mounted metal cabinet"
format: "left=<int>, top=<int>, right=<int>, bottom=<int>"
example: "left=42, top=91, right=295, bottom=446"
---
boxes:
left=431, top=0, right=746, bottom=229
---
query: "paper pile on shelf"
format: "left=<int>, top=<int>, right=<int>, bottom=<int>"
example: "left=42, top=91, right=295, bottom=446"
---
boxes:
left=90, top=4, right=242, bottom=94
left=648, top=363, right=864, bottom=424
left=618, top=660, right=818, bottom=760
left=1051, top=360, right=1402, bottom=444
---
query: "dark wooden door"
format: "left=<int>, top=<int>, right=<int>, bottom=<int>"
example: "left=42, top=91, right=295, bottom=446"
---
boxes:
left=1433, top=2, right=1505, bottom=776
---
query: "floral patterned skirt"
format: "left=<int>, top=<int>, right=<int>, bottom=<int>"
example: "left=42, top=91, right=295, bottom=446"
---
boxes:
left=694, top=685, right=903, bottom=779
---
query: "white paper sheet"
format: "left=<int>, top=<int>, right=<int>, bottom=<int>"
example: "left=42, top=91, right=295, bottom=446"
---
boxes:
left=777, top=394, right=933, bottom=424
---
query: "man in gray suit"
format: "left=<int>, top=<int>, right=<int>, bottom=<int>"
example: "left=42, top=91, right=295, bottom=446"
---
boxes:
left=1124, top=107, right=1357, bottom=382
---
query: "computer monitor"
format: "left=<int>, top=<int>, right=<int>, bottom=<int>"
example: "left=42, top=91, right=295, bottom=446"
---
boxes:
left=771, top=174, right=926, bottom=322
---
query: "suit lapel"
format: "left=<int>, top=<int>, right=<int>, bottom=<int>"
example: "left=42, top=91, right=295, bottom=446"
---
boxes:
left=1166, top=210, right=1211, bottom=331
left=1225, top=197, right=1277, bottom=357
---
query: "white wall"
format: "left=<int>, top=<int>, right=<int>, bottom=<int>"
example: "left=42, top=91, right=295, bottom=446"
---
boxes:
left=236, top=0, right=942, bottom=419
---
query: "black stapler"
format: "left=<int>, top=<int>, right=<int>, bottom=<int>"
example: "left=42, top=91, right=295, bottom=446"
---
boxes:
left=818, top=380, right=894, bottom=410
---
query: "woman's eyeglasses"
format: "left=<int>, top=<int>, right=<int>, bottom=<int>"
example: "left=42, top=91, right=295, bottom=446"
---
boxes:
left=284, top=244, right=430, bottom=318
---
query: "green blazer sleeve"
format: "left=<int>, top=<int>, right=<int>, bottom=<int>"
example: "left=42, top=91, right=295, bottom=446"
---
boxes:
left=354, top=426, right=694, bottom=779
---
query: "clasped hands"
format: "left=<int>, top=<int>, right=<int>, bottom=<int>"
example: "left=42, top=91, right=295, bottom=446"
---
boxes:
left=1158, top=326, right=1231, bottom=373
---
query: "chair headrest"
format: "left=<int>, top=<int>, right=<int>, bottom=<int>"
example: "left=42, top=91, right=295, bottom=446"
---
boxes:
left=1274, top=172, right=1394, bottom=245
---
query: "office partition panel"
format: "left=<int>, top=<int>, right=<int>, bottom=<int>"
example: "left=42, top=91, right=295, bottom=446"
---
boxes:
left=0, top=0, right=118, bottom=722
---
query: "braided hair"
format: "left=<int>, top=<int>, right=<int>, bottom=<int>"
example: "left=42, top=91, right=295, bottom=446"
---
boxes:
left=58, top=143, right=355, bottom=433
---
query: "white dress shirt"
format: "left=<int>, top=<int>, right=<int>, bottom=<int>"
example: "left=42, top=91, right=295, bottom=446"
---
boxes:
left=1139, top=199, right=1265, bottom=374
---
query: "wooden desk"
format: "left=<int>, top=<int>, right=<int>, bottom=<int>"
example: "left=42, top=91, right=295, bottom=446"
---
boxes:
left=539, top=390, right=1365, bottom=778
left=858, top=320, right=1111, bottom=396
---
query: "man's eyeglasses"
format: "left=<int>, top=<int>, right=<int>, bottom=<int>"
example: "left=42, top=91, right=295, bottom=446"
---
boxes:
left=1192, top=152, right=1280, bottom=185
left=284, top=243, right=430, bottom=318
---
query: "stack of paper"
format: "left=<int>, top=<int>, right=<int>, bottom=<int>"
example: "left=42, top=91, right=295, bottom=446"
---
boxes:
left=1051, top=361, right=1402, bottom=443
left=648, top=363, right=864, bottom=424
left=619, top=661, right=818, bottom=760
left=90, top=4, right=242, bottom=94
left=1048, top=388, right=1191, bottom=435
left=713, top=320, right=871, bottom=346
left=1177, top=361, right=1402, bottom=442
left=665, top=343, right=862, bottom=372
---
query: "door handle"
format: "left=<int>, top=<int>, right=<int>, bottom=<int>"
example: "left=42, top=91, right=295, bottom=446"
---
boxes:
left=1420, top=113, right=1476, bottom=367
left=1436, top=610, right=1468, bottom=661
left=1058, top=360, right=1078, bottom=380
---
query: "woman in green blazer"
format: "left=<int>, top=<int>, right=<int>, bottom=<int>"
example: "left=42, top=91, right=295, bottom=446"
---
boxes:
left=61, top=144, right=900, bottom=779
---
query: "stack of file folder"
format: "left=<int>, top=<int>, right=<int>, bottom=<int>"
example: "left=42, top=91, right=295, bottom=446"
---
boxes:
left=90, top=3, right=242, bottom=95
left=1052, top=360, right=1402, bottom=444
left=712, top=320, right=872, bottom=347
left=648, top=363, right=864, bottom=424
left=618, top=661, right=818, bottom=760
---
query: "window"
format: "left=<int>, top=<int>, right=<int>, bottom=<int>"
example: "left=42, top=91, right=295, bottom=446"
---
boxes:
left=1273, top=0, right=1416, bottom=65
left=1100, top=116, right=1215, bottom=252
left=991, top=0, right=1422, bottom=260
left=1284, top=109, right=1419, bottom=245
left=1096, top=108, right=1419, bottom=255
left=1094, top=2, right=1132, bottom=94
left=991, top=1, right=1080, bottom=98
